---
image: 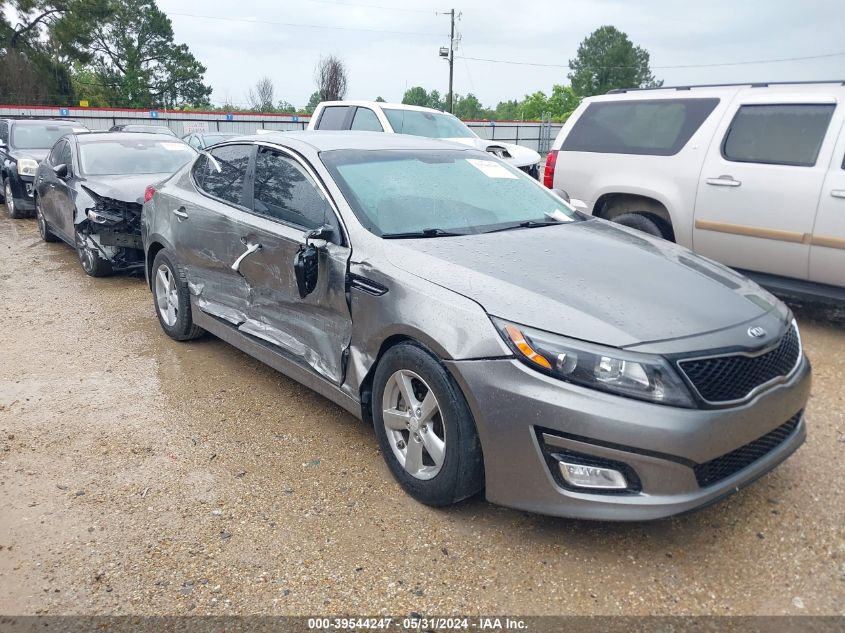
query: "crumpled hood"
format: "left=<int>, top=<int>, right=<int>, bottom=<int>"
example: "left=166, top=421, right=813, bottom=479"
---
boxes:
left=444, top=137, right=541, bottom=168
left=81, top=173, right=172, bottom=204
left=384, top=219, right=786, bottom=348
left=9, top=148, right=49, bottom=162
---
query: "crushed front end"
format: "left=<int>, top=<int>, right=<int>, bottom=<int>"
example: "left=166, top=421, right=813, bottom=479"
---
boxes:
left=77, top=189, right=145, bottom=273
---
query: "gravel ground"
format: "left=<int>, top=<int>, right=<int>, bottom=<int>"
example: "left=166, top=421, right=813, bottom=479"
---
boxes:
left=0, top=213, right=843, bottom=616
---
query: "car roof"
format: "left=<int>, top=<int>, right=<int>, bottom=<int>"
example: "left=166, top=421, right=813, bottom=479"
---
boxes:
left=238, top=130, right=474, bottom=152
left=73, top=131, right=186, bottom=144
left=318, top=100, right=453, bottom=115
left=7, top=118, right=81, bottom=125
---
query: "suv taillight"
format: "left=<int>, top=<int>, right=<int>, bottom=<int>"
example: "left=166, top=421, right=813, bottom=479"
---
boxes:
left=542, top=150, right=558, bottom=189
left=144, top=185, right=156, bottom=203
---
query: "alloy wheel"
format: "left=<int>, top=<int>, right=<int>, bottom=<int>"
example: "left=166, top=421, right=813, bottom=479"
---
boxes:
left=155, top=263, right=179, bottom=327
left=381, top=369, right=446, bottom=480
left=75, top=229, right=96, bottom=273
left=4, top=183, right=13, bottom=216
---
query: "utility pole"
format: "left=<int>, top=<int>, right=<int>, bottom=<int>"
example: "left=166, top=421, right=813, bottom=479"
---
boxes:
left=447, top=8, right=455, bottom=113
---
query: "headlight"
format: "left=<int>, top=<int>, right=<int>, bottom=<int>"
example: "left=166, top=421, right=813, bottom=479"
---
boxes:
left=493, top=317, right=695, bottom=408
left=17, top=158, right=38, bottom=177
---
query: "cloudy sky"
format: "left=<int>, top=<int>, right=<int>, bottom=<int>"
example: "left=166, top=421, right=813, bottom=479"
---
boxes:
left=156, top=0, right=843, bottom=110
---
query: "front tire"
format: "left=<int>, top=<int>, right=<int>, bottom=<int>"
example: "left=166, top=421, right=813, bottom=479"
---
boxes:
left=372, top=343, right=484, bottom=507
left=75, top=227, right=113, bottom=277
left=612, top=212, right=666, bottom=239
left=36, top=197, right=58, bottom=242
left=151, top=249, right=204, bottom=341
left=4, top=179, right=26, bottom=219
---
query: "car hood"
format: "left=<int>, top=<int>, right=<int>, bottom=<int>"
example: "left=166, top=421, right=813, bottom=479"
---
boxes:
left=9, top=148, right=49, bottom=162
left=81, top=173, right=173, bottom=204
left=444, top=137, right=541, bottom=167
left=383, top=219, right=786, bottom=348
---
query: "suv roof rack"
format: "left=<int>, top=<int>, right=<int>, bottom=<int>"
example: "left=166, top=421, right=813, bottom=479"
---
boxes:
left=607, top=79, right=845, bottom=94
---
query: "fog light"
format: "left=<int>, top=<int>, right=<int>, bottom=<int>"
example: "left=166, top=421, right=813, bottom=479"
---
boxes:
left=558, top=460, right=627, bottom=490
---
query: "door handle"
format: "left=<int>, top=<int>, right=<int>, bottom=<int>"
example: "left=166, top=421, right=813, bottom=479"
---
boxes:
left=231, top=242, right=262, bottom=272
left=831, top=190, right=845, bottom=199
left=706, top=175, right=742, bottom=187
left=172, top=206, right=189, bottom=220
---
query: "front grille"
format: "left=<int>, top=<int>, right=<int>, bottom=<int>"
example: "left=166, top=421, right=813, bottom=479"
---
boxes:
left=694, top=411, right=802, bottom=487
left=679, top=324, right=800, bottom=403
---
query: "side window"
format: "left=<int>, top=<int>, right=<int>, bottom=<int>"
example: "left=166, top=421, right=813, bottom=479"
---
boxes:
left=188, top=135, right=202, bottom=150
left=193, top=144, right=252, bottom=206
left=253, top=147, right=333, bottom=229
left=350, top=107, right=383, bottom=132
left=315, top=106, right=352, bottom=130
left=48, top=140, right=67, bottom=166
left=58, top=140, right=72, bottom=166
left=722, top=104, right=835, bottom=167
left=562, top=98, right=720, bottom=156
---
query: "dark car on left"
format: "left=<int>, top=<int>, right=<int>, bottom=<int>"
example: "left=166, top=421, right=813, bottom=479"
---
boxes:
left=34, top=131, right=196, bottom=276
left=1, top=118, right=89, bottom=218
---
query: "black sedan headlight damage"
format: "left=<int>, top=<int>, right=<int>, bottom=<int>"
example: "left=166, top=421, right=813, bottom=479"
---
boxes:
left=493, top=317, right=695, bottom=407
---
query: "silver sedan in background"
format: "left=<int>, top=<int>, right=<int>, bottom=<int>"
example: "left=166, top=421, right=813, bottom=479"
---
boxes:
left=141, top=132, right=810, bottom=520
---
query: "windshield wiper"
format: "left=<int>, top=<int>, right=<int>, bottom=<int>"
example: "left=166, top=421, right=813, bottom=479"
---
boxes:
left=381, top=228, right=467, bottom=239
left=482, top=220, right=563, bottom=234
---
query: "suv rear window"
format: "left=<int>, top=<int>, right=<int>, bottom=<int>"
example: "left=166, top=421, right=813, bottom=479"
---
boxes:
left=722, top=104, right=834, bottom=167
left=316, top=106, right=352, bottom=130
left=562, top=98, right=720, bottom=156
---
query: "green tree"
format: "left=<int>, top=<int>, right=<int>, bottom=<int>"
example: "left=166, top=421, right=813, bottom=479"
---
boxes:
left=304, top=91, right=320, bottom=114
left=452, top=93, right=484, bottom=119
left=276, top=100, right=295, bottom=113
left=568, top=25, right=661, bottom=97
left=374, top=96, right=386, bottom=102
left=492, top=99, right=520, bottom=120
left=86, top=0, right=211, bottom=108
left=0, top=0, right=110, bottom=105
left=401, top=86, right=444, bottom=110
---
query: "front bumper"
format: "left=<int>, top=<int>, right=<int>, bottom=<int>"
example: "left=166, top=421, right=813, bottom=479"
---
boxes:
left=445, top=355, right=811, bottom=521
left=8, top=174, right=35, bottom=211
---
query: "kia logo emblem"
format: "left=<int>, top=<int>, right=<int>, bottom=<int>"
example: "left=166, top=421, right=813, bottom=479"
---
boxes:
left=747, top=326, right=767, bottom=338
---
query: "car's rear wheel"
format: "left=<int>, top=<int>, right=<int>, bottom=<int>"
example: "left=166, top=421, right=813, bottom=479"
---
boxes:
left=372, top=342, right=484, bottom=506
left=612, top=212, right=666, bottom=239
left=75, top=227, right=113, bottom=277
left=36, top=197, right=58, bottom=242
left=4, top=179, right=25, bottom=219
left=151, top=249, right=204, bottom=341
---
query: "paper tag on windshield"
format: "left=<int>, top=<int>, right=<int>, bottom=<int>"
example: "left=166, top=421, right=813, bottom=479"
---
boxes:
left=467, top=158, right=518, bottom=179
left=161, top=142, right=187, bottom=151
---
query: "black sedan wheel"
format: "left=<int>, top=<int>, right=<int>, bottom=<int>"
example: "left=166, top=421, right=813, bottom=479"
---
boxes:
left=36, top=197, right=58, bottom=243
left=75, top=227, right=113, bottom=277
left=4, top=179, right=26, bottom=219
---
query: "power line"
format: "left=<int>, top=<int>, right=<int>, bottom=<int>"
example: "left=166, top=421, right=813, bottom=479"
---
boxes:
left=298, top=0, right=435, bottom=13
left=455, top=50, right=845, bottom=70
left=168, top=12, right=441, bottom=37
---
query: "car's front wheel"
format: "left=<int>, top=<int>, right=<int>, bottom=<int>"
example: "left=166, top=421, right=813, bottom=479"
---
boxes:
left=75, top=227, right=113, bottom=277
left=612, top=212, right=666, bottom=239
left=151, top=249, right=204, bottom=341
left=36, top=197, right=58, bottom=242
left=372, top=342, right=484, bottom=507
left=4, top=179, right=26, bottom=219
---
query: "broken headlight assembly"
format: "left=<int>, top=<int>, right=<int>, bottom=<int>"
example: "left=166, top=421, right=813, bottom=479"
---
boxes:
left=492, top=317, right=695, bottom=408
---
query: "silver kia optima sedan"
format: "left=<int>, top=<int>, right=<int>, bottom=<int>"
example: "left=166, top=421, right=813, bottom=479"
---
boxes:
left=141, top=132, right=810, bottom=520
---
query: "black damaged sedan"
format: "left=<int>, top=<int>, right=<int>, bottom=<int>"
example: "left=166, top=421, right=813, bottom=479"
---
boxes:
left=34, top=132, right=196, bottom=276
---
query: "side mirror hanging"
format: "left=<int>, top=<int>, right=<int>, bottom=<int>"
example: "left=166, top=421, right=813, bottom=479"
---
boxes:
left=293, top=224, right=333, bottom=299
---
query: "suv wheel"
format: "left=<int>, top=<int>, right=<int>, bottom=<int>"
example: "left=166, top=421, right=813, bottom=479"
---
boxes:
left=75, top=227, right=113, bottom=277
left=372, top=342, right=484, bottom=507
left=612, top=212, right=666, bottom=239
left=4, top=179, right=25, bottom=219
left=36, top=197, right=58, bottom=242
left=151, top=249, right=204, bottom=341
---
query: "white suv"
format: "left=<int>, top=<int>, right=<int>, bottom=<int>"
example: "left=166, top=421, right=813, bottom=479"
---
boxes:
left=308, top=100, right=542, bottom=177
left=546, top=81, right=845, bottom=302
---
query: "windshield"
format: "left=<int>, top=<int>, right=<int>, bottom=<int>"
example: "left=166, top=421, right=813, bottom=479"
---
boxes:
left=383, top=109, right=475, bottom=139
left=79, top=139, right=196, bottom=176
left=321, top=149, right=577, bottom=236
left=11, top=124, right=78, bottom=149
left=203, top=134, right=235, bottom=145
